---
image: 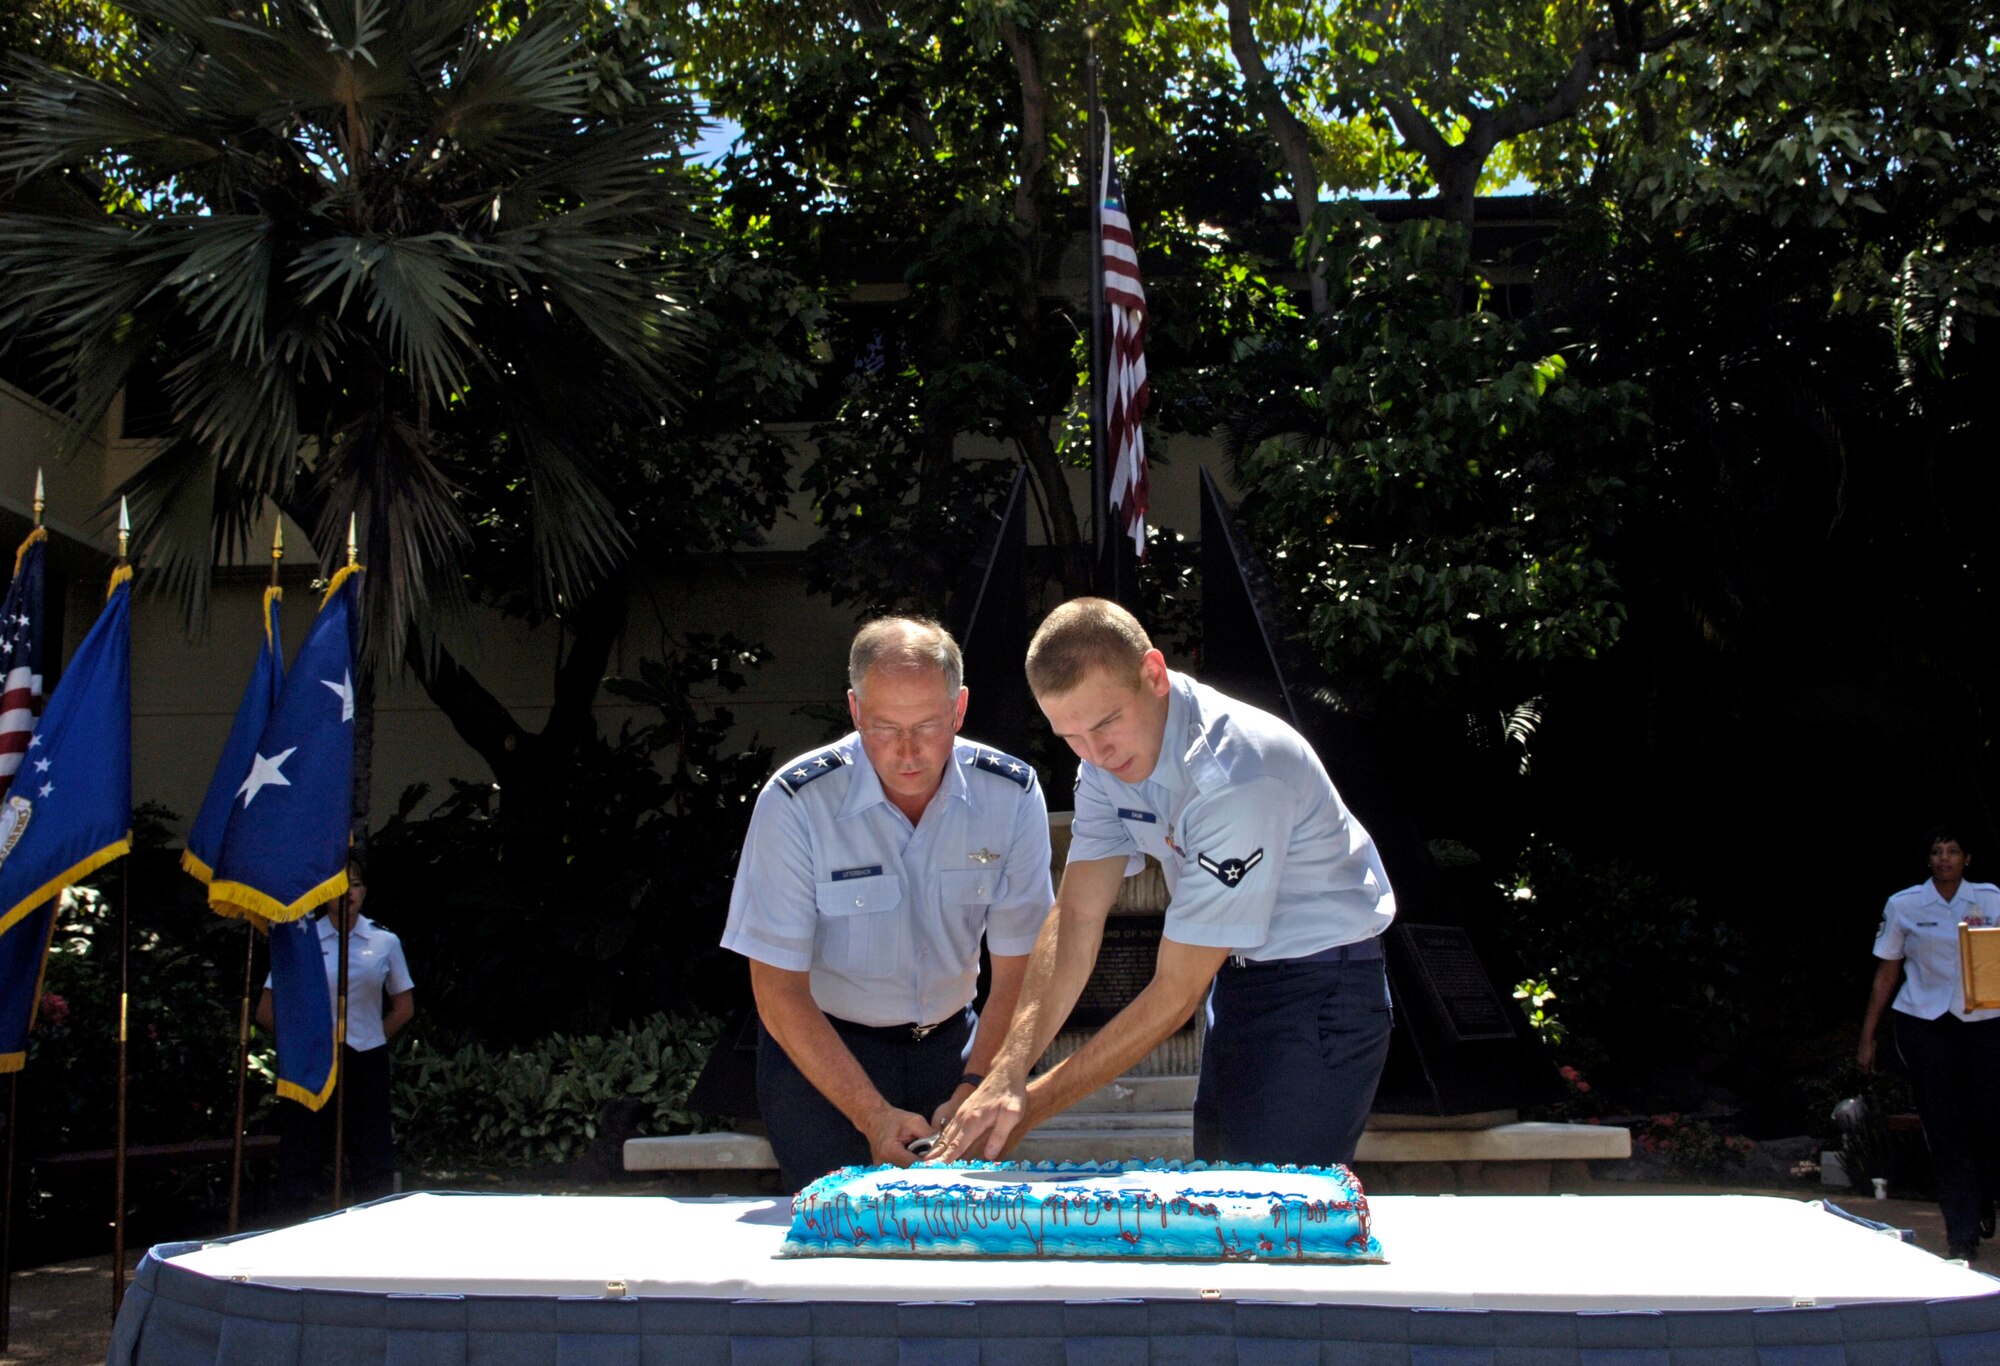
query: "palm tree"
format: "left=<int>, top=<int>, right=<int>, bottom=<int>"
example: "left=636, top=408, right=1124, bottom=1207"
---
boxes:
left=0, top=0, right=705, bottom=656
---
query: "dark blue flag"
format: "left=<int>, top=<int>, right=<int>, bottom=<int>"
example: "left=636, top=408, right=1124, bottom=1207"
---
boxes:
left=209, top=567, right=360, bottom=924
left=266, top=915, right=335, bottom=1109
left=0, top=566, right=133, bottom=1071
left=182, top=586, right=284, bottom=885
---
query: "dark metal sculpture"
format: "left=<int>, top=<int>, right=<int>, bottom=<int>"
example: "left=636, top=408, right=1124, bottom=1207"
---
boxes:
left=949, top=467, right=1033, bottom=763
left=1197, top=468, right=1554, bottom=1117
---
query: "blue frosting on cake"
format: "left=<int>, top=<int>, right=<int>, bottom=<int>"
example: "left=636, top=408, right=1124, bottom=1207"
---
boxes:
left=781, top=1158, right=1383, bottom=1262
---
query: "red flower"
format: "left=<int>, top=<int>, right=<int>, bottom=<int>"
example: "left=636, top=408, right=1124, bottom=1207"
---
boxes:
left=37, top=993, right=68, bottom=1029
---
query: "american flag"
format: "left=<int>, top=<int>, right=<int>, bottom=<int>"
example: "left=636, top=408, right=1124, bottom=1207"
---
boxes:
left=1100, top=128, right=1150, bottom=557
left=0, top=531, right=46, bottom=798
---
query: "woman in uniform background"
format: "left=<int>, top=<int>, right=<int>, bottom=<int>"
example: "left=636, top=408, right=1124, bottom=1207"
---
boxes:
left=257, top=857, right=414, bottom=1214
left=1859, top=826, right=2000, bottom=1261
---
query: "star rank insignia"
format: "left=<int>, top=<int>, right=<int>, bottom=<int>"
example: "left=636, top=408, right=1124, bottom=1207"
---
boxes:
left=775, top=747, right=851, bottom=796
left=1198, top=848, right=1265, bottom=888
left=969, top=747, right=1034, bottom=790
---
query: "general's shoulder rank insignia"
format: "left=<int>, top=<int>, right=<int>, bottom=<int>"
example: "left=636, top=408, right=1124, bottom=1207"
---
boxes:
left=969, top=747, right=1034, bottom=790
left=775, top=747, right=851, bottom=796
left=1198, top=848, right=1264, bottom=888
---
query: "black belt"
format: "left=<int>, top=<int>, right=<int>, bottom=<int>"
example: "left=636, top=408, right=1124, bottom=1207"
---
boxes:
left=1227, top=937, right=1384, bottom=969
left=829, top=1011, right=966, bottom=1043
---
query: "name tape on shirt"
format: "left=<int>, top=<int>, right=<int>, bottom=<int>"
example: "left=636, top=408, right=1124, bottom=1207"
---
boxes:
left=1117, top=808, right=1158, bottom=823
left=832, top=865, right=883, bottom=881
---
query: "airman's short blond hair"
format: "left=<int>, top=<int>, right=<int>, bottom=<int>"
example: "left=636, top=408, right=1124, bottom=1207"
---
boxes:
left=1025, top=598, right=1152, bottom=698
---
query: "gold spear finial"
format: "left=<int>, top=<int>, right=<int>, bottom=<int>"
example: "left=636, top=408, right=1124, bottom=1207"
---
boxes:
left=346, top=513, right=358, bottom=569
left=272, top=518, right=284, bottom=586
left=32, top=469, right=43, bottom=528
left=117, top=496, right=130, bottom=562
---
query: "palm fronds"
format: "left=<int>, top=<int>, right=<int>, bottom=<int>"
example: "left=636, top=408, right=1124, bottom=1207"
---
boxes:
left=0, top=0, right=706, bottom=659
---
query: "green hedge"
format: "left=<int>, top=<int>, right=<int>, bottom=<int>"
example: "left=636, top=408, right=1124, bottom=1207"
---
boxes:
left=391, top=1012, right=721, bottom=1175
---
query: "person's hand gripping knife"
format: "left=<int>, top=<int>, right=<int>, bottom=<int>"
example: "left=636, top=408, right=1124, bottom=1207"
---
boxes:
left=931, top=853, right=1228, bottom=1161
left=750, top=960, right=933, bottom=1168
left=756, top=934, right=1039, bottom=1167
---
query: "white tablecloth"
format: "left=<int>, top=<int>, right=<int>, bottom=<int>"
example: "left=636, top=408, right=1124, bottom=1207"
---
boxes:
left=162, top=1191, right=1997, bottom=1311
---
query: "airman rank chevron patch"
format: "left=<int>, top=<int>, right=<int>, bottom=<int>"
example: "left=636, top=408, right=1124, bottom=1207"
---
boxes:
left=775, top=748, right=851, bottom=796
left=1198, top=848, right=1265, bottom=888
left=969, top=748, right=1034, bottom=790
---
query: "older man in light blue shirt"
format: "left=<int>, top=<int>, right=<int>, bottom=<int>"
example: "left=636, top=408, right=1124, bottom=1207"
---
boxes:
left=721, top=617, right=1051, bottom=1191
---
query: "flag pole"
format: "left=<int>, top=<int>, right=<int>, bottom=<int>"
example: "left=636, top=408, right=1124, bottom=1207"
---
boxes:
left=111, top=498, right=131, bottom=1316
left=330, top=517, right=355, bottom=1211
left=225, top=522, right=284, bottom=1234
left=0, top=470, right=44, bottom=1351
left=226, top=917, right=253, bottom=1234
left=1084, top=20, right=1109, bottom=597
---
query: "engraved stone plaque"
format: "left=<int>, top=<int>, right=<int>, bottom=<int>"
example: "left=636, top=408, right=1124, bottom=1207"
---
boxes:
left=1394, top=923, right=1516, bottom=1043
left=1069, top=917, right=1167, bottom=1029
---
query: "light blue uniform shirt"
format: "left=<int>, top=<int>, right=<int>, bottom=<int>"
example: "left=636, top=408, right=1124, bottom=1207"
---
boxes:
left=1065, top=672, right=1394, bottom=960
left=1874, top=879, right=2000, bottom=1022
left=721, top=733, right=1054, bottom=1027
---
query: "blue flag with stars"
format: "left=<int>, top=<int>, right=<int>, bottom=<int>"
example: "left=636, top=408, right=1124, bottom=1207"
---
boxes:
left=0, top=566, right=133, bottom=1072
left=266, top=913, right=335, bottom=1109
left=182, top=586, right=284, bottom=885
left=209, top=566, right=360, bottom=925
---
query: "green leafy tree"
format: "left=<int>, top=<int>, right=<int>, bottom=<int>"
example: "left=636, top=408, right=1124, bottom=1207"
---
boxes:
left=1632, top=1, right=2000, bottom=373
left=0, top=1, right=828, bottom=884
left=1234, top=209, right=1644, bottom=699
left=0, top=0, right=127, bottom=83
left=672, top=0, right=1255, bottom=607
left=1224, top=0, right=1690, bottom=255
left=0, top=0, right=705, bottom=654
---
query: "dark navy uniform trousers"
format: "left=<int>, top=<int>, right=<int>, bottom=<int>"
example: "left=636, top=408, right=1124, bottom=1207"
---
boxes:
left=276, top=1042, right=397, bottom=1215
left=1895, top=1011, right=2000, bottom=1250
left=758, top=1007, right=973, bottom=1193
left=1193, top=941, right=1393, bottom=1167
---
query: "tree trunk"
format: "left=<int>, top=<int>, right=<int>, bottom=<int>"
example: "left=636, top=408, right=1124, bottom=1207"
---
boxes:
left=350, top=664, right=375, bottom=853
left=1381, top=1, right=1685, bottom=233
left=997, top=16, right=1090, bottom=596
left=1227, top=0, right=1328, bottom=315
left=403, top=577, right=629, bottom=886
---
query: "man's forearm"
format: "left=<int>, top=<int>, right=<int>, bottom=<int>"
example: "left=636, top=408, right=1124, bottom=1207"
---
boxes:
left=1023, top=938, right=1226, bottom=1130
left=1024, top=976, right=1198, bottom=1125
left=988, top=858, right=1129, bottom=1080
left=988, top=904, right=1109, bottom=1084
left=965, top=955, right=1030, bottom=1079
left=752, top=966, right=891, bottom=1132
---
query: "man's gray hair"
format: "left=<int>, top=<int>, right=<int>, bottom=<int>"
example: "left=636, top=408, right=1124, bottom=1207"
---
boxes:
left=848, top=616, right=964, bottom=696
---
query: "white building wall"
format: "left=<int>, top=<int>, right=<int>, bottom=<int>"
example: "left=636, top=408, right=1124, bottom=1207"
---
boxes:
left=10, top=378, right=1235, bottom=835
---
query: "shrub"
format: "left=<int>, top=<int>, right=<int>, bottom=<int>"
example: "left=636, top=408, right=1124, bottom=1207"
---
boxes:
left=11, top=811, right=282, bottom=1257
left=392, top=1012, right=721, bottom=1175
left=371, top=635, right=773, bottom=1043
left=1631, top=1112, right=1755, bottom=1179
left=1495, top=840, right=1746, bottom=1098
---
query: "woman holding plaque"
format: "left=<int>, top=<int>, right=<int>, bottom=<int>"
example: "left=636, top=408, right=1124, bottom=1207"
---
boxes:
left=1859, top=827, right=2000, bottom=1261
